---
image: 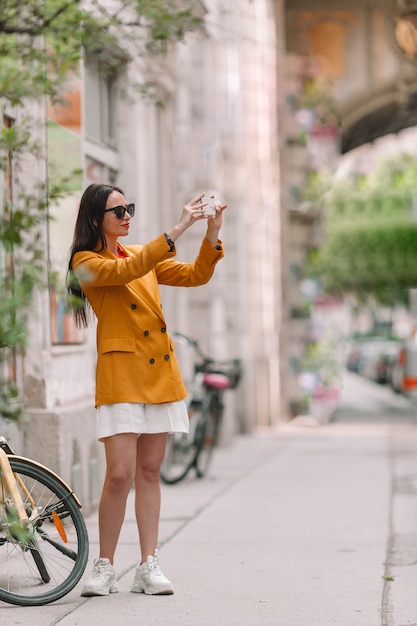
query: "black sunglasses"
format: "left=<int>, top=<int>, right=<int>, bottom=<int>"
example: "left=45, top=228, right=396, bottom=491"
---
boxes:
left=104, top=203, right=135, bottom=219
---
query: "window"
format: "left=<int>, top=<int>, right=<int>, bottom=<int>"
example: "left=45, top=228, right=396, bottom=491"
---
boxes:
left=84, top=56, right=118, bottom=146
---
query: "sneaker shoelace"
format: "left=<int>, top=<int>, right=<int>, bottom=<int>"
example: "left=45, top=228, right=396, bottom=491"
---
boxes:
left=147, top=556, right=163, bottom=576
left=92, top=559, right=111, bottom=578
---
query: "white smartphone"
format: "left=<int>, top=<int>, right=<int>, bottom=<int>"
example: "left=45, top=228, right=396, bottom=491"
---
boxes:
left=204, top=196, right=217, bottom=216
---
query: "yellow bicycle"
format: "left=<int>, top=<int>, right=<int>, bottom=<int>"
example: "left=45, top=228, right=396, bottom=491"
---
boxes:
left=0, top=436, right=88, bottom=606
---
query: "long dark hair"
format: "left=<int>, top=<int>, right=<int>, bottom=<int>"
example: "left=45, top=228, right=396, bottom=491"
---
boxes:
left=67, top=183, right=124, bottom=328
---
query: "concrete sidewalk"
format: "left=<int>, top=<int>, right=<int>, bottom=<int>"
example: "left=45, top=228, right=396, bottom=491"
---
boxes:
left=1, top=422, right=417, bottom=625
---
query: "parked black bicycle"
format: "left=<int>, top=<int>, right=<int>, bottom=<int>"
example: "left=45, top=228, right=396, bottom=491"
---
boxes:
left=160, top=332, right=242, bottom=485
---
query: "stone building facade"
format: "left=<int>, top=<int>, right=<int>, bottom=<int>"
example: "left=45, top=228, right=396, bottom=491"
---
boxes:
left=1, top=0, right=289, bottom=513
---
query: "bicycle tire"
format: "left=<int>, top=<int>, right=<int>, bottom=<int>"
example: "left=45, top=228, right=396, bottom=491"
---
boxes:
left=0, top=457, right=89, bottom=606
left=195, top=392, right=222, bottom=478
left=160, top=401, right=202, bottom=484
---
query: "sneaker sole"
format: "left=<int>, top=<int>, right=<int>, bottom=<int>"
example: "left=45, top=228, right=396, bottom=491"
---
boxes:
left=81, top=583, right=119, bottom=597
left=131, top=585, right=174, bottom=595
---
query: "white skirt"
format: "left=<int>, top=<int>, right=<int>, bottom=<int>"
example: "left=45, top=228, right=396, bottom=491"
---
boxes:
left=96, top=400, right=189, bottom=441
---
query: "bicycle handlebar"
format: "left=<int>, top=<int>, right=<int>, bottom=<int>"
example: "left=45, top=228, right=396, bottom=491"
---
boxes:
left=173, top=332, right=202, bottom=354
left=173, top=332, right=242, bottom=389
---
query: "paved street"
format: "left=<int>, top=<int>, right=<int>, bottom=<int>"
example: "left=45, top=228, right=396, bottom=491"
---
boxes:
left=334, top=369, right=417, bottom=427
left=1, top=372, right=417, bottom=625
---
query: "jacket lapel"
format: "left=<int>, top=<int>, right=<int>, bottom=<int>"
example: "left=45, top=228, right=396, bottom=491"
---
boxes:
left=111, top=243, right=166, bottom=323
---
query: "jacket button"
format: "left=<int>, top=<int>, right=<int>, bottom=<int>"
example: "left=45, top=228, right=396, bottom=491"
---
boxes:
left=131, top=304, right=137, bottom=310
left=161, top=327, right=166, bottom=333
left=164, top=354, right=170, bottom=361
left=144, top=330, right=149, bottom=336
left=149, top=358, right=155, bottom=364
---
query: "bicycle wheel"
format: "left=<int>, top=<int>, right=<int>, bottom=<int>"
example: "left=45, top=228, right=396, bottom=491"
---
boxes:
left=0, top=457, right=88, bottom=606
left=195, top=392, right=222, bottom=478
left=160, top=401, right=202, bottom=484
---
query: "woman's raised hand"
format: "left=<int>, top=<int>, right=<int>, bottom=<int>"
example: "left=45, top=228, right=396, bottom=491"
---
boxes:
left=166, top=192, right=227, bottom=244
left=206, top=199, right=227, bottom=247
left=178, top=193, right=208, bottom=229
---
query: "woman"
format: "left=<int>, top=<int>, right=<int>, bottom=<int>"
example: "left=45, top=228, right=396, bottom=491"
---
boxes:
left=67, top=183, right=226, bottom=597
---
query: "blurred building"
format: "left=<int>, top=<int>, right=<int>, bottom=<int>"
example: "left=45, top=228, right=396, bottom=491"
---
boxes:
left=281, top=0, right=417, bottom=414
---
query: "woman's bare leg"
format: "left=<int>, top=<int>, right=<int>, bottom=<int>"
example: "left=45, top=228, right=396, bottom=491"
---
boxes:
left=99, top=433, right=138, bottom=564
left=134, top=433, right=168, bottom=562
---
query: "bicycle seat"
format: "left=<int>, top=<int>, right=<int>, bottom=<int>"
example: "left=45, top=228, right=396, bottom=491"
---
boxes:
left=203, top=373, right=230, bottom=389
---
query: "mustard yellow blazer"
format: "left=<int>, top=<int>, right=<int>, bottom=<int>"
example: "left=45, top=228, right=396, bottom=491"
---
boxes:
left=72, top=233, right=224, bottom=406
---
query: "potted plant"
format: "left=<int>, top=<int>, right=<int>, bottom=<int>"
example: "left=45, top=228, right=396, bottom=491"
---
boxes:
left=301, top=330, right=345, bottom=424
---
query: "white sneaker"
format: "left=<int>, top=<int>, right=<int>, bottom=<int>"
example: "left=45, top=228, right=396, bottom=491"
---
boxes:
left=130, top=550, right=174, bottom=595
left=81, top=557, right=119, bottom=596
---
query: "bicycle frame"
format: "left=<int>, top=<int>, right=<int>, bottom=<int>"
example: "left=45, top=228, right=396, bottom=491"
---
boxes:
left=0, top=446, right=30, bottom=526
left=0, top=436, right=82, bottom=513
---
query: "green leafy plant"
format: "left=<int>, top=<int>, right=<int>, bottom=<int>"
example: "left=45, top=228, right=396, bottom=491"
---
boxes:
left=305, top=153, right=417, bottom=306
left=298, top=74, right=341, bottom=127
